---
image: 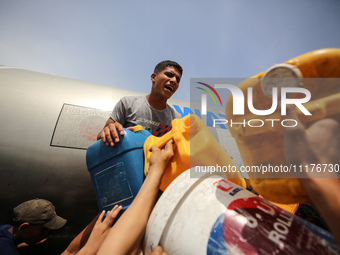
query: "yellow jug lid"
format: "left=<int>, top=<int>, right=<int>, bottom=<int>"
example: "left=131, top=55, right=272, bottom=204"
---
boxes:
left=133, top=125, right=144, bottom=132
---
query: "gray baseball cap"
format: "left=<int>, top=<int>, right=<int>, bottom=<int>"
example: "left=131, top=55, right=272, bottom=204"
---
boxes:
left=13, top=198, right=67, bottom=230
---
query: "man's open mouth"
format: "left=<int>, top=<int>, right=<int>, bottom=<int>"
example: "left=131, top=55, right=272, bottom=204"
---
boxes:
left=165, top=85, right=174, bottom=92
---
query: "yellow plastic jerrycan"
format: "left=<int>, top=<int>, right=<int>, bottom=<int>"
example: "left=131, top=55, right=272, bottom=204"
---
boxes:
left=144, top=114, right=246, bottom=191
left=225, top=48, right=340, bottom=204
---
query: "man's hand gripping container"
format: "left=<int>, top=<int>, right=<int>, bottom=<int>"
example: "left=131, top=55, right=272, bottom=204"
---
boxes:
left=86, top=126, right=151, bottom=212
left=143, top=114, right=246, bottom=191
left=225, top=48, right=340, bottom=204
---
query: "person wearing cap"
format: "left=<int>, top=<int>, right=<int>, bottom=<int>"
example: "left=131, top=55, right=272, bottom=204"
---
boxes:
left=0, top=198, right=67, bottom=255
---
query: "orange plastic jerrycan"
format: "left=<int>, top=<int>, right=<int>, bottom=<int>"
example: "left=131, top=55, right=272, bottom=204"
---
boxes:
left=225, top=48, right=340, bottom=204
left=143, top=114, right=246, bottom=191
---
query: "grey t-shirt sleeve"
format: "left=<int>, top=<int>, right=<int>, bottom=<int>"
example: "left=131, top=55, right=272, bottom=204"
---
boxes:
left=174, top=110, right=182, bottom=119
left=110, top=98, right=127, bottom=126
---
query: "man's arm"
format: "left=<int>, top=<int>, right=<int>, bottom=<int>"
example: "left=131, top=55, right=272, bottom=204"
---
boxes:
left=97, top=118, right=125, bottom=147
left=75, top=206, right=122, bottom=255
left=61, top=215, right=99, bottom=255
left=97, top=140, right=174, bottom=255
left=284, top=105, right=340, bottom=247
left=61, top=206, right=121, bottom=255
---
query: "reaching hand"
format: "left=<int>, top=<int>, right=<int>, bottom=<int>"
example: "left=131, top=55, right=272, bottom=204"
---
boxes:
left=148, top=139, right=175, bottom=177
left=77, top=205, right=122, bottom=255
left=283, top=104, right=340, bottom=248
left=284, top=104, right=340, bottom=178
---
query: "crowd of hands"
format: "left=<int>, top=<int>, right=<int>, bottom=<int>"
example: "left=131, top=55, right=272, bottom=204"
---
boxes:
left=60, top=106, right=340, bottom=255
left=61, top=205, right=167, bottom=255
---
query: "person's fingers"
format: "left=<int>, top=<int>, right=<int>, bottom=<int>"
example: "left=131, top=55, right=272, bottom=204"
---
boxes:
left=97, top=210, right=106, bottom=224
left=283, top=105, right=308, bottom=166
left=115, top=122, right=125, bottom=136
left=108, top=124, right=119, bottom=146
left=151, top=246, right=166, bottom=255
left=283, top=105, right=320, bottom=178
left=110, top=205, right=122, bottom=221
left=284, top=104, right=304, bottom=128
left=102, top=127, right=113, bottom=146
left=99, top=130, right=108, bottom=145
left=283, top=105, right=306, bottom=140
left=163, top=139, right=174, bottom=156
left=149, top=145, right=159, bottom=153
left=103, top=205, right=119, bottom=225
left=149, top=140, right=173, bottom=153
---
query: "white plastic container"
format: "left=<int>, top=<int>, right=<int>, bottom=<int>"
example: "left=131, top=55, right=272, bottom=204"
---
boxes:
left=143, top=169, right=338, bottom=255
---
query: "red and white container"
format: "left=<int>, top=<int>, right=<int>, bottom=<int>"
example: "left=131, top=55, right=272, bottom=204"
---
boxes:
left=143, top=169, right=338, bottom=254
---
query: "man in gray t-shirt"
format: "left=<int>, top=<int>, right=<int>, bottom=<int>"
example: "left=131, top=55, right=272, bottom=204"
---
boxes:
left=97, top=60, right=183, bottom=146
left=111, top=95, right=181, bottom=137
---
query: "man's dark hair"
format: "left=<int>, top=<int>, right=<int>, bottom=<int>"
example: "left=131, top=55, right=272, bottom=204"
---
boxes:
left=154, top=60, right=183, bottom=76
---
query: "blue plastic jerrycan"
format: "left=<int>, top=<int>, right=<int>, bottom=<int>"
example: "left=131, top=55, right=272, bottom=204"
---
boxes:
left=86, top=126, right=151, bottom=212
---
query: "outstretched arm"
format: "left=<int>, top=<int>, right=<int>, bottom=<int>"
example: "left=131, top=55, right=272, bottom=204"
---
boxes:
left=61, top=206, right=121, bottom=255
left=61, top=215, right=99, bottom=255
left=97, top=139, right=174, bottom=255
left=284, top=105, right=340, bottom=247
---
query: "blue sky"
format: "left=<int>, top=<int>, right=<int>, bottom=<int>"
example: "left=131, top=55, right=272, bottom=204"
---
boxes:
left=1, top=0, right=339, bottom=102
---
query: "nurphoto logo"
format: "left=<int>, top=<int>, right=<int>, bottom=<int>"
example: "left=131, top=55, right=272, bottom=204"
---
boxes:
left=196, top=80, right=312, bottom=128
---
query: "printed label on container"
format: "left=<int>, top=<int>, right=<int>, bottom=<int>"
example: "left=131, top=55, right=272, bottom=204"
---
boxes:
left=207, top=179, right=338, bottom=255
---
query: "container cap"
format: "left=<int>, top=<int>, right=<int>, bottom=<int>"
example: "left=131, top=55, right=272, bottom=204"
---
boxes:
left=261, top=64, right=302, bottom=98
left=132, top=125, right=144, bottom=132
